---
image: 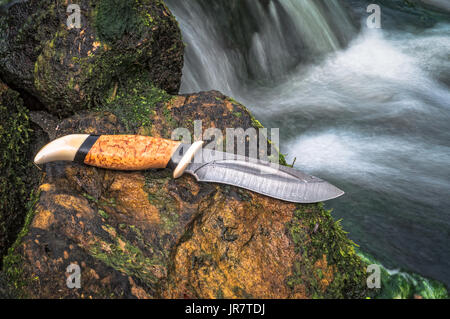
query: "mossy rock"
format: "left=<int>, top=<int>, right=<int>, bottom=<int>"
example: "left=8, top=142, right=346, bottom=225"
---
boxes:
left=0, top=0, right=183, bottom=117
left=2, top=88, right=370, bottom=298
left=0, top=80, right=45, bottom=269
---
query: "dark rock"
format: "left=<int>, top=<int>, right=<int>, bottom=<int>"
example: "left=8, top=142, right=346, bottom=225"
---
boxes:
left=0, top=270, right=16, bottom=298
left=0, top=80, right=45, bottom=266
left=0, top=0, right=184, bottom=117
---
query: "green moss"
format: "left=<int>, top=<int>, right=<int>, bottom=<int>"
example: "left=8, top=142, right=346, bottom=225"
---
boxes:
left=10, top=0, right=57, bottom=51
left=89, top=224, right=163, bottom=286
left=163, top=104, right=177, bottom=130
left=250, top=117, right=264, bottom=129
left=98, top=209, right=109, bottom=220
left=128, top=225, right=145, bottom=245
left=143, top=170, right=179, bottom=232
left=95, top=0, right=141, bottom=44
left=285, top=203, right=369, bottom=298
left=80, top=49, right=149, bottom=110
left=232, top=286, right=253, bottom=298
left=87, top=0, right=176, bottom=109
left=94, top=0, right=167, bottom=44
left=249, top=117, right=289, bottom=166
left=82, top=193, right=98, bottom=203
left=31, top=0, right=178, bottom=115
left=357, top=250, right=448, bottom=299
left=2, top=190, right=41, bottom=297
left=0, top=86, right=34, bottom=260
left=215, top=288, right=224, bottom=299
left=96, top=72, right=172, bottom=133
left=286, top=205, right=448, bottom=299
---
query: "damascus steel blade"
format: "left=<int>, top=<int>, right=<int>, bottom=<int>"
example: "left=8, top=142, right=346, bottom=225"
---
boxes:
left=182, top=148, right=344, bottom=203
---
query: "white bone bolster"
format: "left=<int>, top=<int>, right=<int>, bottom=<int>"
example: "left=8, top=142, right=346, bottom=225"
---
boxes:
left=172, top=141, right=204, bottom=179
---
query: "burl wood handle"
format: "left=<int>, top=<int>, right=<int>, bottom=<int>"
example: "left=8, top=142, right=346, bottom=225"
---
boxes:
left=80, top=135, right=181, bottom=170
left=34, top=134, right=180, bottom=169
left=34, top=134, right=204, bottom=177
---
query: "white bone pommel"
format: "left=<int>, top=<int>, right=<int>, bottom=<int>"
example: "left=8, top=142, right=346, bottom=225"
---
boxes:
left=34, top=134, right=90, bottom=165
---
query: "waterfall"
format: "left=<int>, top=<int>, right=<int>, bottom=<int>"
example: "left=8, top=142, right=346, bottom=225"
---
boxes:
left=165, top=0, right=357, bottom=95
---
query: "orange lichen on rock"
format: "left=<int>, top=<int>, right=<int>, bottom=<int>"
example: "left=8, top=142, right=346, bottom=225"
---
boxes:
left=166, top=96, right=187, bottom=110
left=31, top=209, right=55, bottom=230
left=314, top=254, right=335, bottom=292
left=164, top=191, right=308, bottom=299
left=108, top=172, right=161, bottom=225
left=84, top=135, right=180, bottom=170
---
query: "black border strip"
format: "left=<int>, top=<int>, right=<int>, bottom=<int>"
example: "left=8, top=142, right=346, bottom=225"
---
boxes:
left=0, top=298, right=443, bottom=317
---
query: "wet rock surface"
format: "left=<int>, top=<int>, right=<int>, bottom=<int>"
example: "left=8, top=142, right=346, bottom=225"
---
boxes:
left=0, top=80, right=46, bottom=268
left=2, top=93, right=369, bottom=298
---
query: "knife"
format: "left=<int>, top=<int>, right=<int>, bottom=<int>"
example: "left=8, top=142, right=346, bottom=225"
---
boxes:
left=34, top=134, right=344, bottom=203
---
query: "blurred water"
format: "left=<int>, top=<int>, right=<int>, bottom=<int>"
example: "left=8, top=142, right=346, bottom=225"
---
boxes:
left=275, top=25, right=450, bottom=287
left=165, top=0, right=450, bottom=288
left=166, top=0, right=357, bottom=93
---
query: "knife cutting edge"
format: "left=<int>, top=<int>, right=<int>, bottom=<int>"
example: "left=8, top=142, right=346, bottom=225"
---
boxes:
left=34, top=134, right=344, bottom=203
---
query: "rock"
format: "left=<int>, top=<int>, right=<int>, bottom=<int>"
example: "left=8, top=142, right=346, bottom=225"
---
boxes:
left=2, top=90, right=369, bottom=298
left=0, top=270, right=16, bottom=298
left=0, top=80, right=45, bottom=266
left=1, top=0, right=369, bottom=299
left=0, top=0, right=183, bottom=117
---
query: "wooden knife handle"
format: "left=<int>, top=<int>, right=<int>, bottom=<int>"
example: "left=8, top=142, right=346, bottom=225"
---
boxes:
left=34, top=134, right=205, bottom=177
left=78, top=135, right=181, bottom=170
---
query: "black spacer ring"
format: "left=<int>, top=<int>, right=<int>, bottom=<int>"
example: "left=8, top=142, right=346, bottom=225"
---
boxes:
left=74, top=135, right=100, bottom=164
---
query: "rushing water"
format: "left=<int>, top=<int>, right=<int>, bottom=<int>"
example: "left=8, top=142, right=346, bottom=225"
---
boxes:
left=165, top=0, right=450, bottom=290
